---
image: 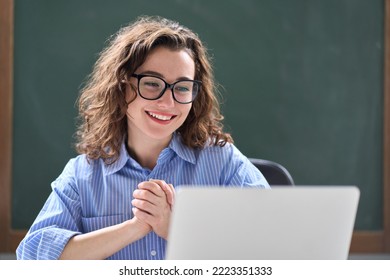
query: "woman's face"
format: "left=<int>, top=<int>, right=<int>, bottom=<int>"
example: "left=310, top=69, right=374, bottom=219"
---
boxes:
left=126, top=46, right=195, bottom=144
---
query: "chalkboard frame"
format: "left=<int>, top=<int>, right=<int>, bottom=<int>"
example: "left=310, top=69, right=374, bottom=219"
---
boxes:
left=0, top=0, right=389, bottom=253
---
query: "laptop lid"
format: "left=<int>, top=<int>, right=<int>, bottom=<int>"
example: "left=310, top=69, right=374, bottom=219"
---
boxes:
left=165, top=186, right=360, bottom=260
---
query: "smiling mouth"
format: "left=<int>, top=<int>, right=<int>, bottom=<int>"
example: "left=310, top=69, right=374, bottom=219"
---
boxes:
left=146, top=111, right=176, bottom=121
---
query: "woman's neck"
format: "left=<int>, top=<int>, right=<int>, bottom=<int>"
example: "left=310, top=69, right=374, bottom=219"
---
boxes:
left=126, top=132, right=172, bottom=170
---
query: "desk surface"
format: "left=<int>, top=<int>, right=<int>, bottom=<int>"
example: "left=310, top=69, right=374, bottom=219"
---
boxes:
left=2, top=253, right=390, bottom=260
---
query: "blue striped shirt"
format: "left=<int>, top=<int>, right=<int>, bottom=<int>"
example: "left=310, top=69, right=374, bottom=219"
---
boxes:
left=16, top=133, right=269, bottom=260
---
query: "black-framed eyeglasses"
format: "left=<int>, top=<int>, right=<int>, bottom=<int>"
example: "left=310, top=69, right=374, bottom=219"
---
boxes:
left=131, top=74, right=201, bottom=104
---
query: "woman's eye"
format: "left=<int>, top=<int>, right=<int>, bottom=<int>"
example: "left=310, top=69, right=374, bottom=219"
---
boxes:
left=144, top=82, right=160, bottom=88
left=176, top=86, right=190, bottom=92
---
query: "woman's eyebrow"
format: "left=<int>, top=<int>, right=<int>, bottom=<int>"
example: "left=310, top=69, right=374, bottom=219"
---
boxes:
left=139, top=70, right=163, bottom=77
left=138, top=70, right=193, bottom=81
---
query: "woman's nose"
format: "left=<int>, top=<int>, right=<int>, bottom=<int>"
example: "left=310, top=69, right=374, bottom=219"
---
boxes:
left=156, top=88, right=175, bottom=107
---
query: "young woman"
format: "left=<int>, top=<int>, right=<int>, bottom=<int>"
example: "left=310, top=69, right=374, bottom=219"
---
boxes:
left=16, top=16, right=269, bottom=260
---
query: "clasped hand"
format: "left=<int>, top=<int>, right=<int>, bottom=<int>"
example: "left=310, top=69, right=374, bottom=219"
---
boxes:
left=131, top=179, right=175, bottom=240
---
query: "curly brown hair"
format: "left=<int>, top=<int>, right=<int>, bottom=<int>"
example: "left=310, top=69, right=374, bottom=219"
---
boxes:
left=75, top=16, right=233, bottom=164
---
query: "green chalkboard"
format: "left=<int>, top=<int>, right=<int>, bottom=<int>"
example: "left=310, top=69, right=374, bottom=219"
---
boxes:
left=12, top=0, right=384, bottom=230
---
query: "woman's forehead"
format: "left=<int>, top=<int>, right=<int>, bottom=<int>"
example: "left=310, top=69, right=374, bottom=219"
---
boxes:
left=137, top=47, right=196, bottom=81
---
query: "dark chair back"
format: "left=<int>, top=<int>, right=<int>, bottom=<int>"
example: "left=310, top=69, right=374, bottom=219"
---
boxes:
left=249, top=158, right=295, bottom=186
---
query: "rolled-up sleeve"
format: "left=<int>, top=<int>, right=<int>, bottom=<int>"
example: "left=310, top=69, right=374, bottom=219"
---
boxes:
left=16, top=159, right=83, bottom=260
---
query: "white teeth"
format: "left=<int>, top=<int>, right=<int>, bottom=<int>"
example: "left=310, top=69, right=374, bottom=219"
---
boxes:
left=148, top=112, right=172, bottom=121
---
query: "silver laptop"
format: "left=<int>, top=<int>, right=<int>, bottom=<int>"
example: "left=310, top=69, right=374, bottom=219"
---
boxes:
left=165, top=186, right=360, bottom=260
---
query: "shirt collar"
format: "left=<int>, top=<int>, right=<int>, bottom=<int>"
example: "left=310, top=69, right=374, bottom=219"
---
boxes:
left=103, top=133, right=196, bottom=176
left=168, top=132, right=196, bottom=164
left=103, top=141, right=130, bottom=176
